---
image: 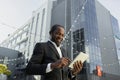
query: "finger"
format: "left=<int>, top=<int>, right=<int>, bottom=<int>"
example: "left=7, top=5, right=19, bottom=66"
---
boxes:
left=73, top=63, right=76, bottom=74
left=73, top=62, right=77, bottom=71
left=62, top=60, right=68, bottom=65
left=73, top=62, right=78, bottom=74
left=65, top=57, right=72, bottom=63
left=77, top=61, right=83, bottom=70
left=63, top=58, right=71, bottom=64
left=60, top=58, right=69, bottom=67
left=75, top=61, right=78, bottom=69
left=62, top=57, right=71, bottom=64
left=74, top=61, right=81, bottom=71
left=79, top=61, right=83, bottom=67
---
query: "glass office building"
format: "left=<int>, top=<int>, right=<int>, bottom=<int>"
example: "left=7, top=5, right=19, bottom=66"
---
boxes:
left=51, top=0, right=120, bottom=80
left=71, top=0, right=102, bottom=79
left=111, top=15, right=120, bottom=64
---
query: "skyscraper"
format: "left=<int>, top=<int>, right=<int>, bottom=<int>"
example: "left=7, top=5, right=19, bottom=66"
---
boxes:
left=51, top=0, right=120, bottom=80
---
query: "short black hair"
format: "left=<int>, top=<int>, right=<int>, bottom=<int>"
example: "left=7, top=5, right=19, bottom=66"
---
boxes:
left=49, top=24, right=64, bottom=34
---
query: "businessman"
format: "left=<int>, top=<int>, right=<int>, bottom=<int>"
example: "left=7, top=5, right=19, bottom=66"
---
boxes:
left=25, top=24, right=83, bottom=80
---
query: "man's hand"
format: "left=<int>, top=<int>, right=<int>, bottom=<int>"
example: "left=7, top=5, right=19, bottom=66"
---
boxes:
left=51, top=57, right=71, bottom=69
left=71, top=61, right=83, bottom=75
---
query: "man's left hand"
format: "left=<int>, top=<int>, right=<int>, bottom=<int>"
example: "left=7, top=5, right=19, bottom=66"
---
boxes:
left=71, top=61, right=83, bottom=75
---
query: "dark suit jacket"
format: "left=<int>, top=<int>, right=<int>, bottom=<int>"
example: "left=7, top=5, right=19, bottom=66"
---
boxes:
left=25, top=41, right=74, bottom=80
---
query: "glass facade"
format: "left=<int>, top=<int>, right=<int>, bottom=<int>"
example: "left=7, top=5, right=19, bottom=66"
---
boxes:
left=70, top=0, right=102, bottom=79
left=63, top=0, right=120, bottom=79
left=111, top=15, right=120, bottom=64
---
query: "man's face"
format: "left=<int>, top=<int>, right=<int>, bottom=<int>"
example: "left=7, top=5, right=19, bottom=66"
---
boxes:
left=51, top=27, right=65, bottom=46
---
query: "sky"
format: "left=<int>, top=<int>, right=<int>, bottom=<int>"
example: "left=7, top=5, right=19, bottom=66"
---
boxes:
left=0, top=0, right=120, bottom=43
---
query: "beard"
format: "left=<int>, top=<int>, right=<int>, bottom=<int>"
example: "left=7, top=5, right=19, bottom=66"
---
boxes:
left=51, top=38, right=61, bottom=47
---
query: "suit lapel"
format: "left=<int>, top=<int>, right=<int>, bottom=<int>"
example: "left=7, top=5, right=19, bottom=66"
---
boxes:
left=60, top=48, right=65, bottom=57
left=47, top=41, right=60, bottom=59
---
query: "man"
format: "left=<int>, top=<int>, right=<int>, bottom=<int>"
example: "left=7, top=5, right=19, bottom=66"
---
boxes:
left=25, top=24, right=83, bottom=80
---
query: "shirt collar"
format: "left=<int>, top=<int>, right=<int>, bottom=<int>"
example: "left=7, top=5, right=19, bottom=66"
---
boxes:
left=49, top=40, right=61, bottom=48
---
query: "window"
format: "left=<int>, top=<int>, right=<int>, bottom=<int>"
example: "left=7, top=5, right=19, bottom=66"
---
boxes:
left=73, top=28, right=85, bottom=54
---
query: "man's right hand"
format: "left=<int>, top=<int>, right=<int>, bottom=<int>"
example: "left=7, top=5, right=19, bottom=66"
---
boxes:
left=51, top=57, right=71, bottom=69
